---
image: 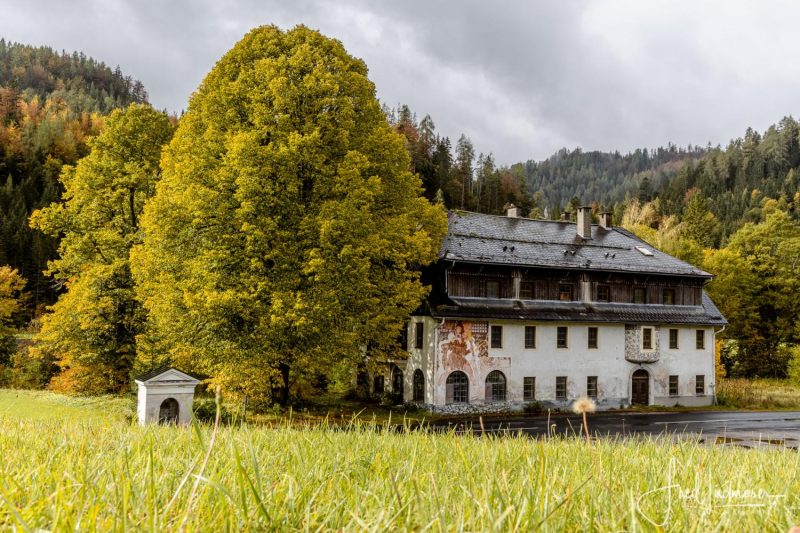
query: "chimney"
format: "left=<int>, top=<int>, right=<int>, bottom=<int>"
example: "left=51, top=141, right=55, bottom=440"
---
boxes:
left=599, top=211, right=613, bottom=229
left=560, top=211, right=569, bottom=221
left=577, top=206, right=592, bottom=239
left=506, top=204, right=518, bottom=218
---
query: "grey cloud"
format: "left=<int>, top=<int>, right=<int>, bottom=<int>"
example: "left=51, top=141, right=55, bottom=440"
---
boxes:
left=2, top=0, right=799, bottom=163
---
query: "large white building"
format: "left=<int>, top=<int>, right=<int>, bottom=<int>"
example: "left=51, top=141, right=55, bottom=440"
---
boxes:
left=377, top=206, right=727, bottom=413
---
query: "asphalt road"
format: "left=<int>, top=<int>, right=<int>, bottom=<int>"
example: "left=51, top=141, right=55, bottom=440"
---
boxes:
left=431, top=410, right=800, bottom=448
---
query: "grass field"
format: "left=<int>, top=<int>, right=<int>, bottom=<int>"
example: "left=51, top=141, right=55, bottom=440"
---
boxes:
left=717, top=378, right=800, bottom=410
left=0, top=390, right=799, bottom=531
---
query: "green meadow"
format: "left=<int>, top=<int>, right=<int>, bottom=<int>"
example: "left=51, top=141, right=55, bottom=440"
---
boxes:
left=0, top=390, right=798, bottom=531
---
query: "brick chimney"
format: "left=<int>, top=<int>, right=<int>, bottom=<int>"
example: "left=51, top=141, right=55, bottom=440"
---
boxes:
left=506, top=204, right=518, bottom=218
left=599, top=211, right=613, bottom=229
left=577, top=206, right=592, bottom=239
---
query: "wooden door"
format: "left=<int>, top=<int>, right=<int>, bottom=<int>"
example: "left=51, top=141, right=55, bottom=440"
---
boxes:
left=631, top=370, right=649, bottom=405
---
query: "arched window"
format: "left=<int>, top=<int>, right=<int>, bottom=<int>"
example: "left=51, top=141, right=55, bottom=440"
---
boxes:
left=446, top=371, right=469, bottom=404
left=413, top=369, right=425, bottom=402
left=485, top=370, right=507, bottom=401
left=391, top=366, right=403, bottom=402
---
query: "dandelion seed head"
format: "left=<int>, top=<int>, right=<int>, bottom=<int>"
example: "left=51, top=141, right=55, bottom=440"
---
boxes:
left=572, top=396, right=597, bottom=415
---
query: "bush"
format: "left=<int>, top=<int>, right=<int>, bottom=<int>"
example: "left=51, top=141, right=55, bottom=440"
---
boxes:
left=523, top=401, right=544, bottom=415
left=3, top=345, right=57, bottom=389
left=192, top=397, right=237, bottom=424
left=787, top=346, right=800, bottom=385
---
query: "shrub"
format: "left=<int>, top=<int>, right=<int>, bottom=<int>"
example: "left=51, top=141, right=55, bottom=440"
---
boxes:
left=523, top=401, right=545, bottom=415
left=787, top=346, right=800, bottom=385
left=192, top=397, right=236, bottom=424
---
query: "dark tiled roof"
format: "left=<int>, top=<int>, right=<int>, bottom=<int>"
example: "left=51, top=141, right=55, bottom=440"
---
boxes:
left=432, top=291, right=726, bottom=326
left=134, top=366, right=202, bottom=382
left=440, top=211, right=712, bottom=278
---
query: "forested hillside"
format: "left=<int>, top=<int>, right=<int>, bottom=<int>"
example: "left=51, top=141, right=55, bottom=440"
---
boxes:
left=0, top=40, right=148, bottom=316
left=519, top=144, right=707, bottom=209
left=658, top=118, right=800, bottom=242
left=388, top=104, right=709, bottom=217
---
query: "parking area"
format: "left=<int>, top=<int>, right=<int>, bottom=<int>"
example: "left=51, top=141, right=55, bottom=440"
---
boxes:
left=431, top=410, right=800, bottom=448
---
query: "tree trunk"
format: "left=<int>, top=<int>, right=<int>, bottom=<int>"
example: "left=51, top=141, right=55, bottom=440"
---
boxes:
left=278, top=362, right=290, bottom=407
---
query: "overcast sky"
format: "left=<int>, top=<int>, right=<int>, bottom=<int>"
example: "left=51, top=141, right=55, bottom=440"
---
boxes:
left=2, top=0, right=799, bottom=163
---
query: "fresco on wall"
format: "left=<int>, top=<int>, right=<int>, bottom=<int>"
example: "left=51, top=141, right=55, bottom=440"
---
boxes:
left=440, top=320, right=488, bottom=370
left=436, top=320, right=511, bottom=399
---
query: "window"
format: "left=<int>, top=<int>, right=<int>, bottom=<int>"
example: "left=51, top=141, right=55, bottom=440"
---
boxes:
left=399, top=325, right=408, bottom=351
left=559, top=284, right=574, bottom=301
left=597, top=284, right=610, bottom=302
left=520, top=282, right=534, bottom=299
left=696, top=329, right=705, bottom=350
left=490, top=325, right=503, bottom=349
left=633, top=287, right=647, bottom=304
left=486, top=280, right=500, bottom=298
left=523, top=377, right=536, bottom=401
left=642, top=327, right=653, bottom=350
left=557, top=326, right=568, bottom=348
left=415, top=322, right=424, bottom=349
left=412, top=369, right=425, bottom=402
left=524, top=326, right=536, bottom=349
left=587, top=376, right=598, bottom=398
left=663, top=288, right=675, bottom=305
left=669, top=375, right=679, bottom=397
left=485, top=370, right=507, bottom=401
left=391, top=366, right=403, bottom=399
left=696, top=375, right=705, bottom=395
left=373, top=375, right=384, bottom=395
left=556, top=376, right=567, bottom=400
left=588, top=327, right=598, bottom=349
left=445, top=371, right=468, bottom=403
left=669, top=329, right=679, bottom=349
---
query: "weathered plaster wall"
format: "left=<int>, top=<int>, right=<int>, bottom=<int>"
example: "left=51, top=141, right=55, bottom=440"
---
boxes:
left=401, top=315, right=439, bottom=404
left=429, top=321, right=715, bottom=412
left=137, top=384, right=196, bottom=425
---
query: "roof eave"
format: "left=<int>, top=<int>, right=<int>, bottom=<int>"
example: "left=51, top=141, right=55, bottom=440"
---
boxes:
left=438, top=257, right=713, bottom=280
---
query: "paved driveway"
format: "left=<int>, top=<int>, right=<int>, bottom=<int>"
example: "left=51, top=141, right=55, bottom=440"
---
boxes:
left=431, top=410, right=800, bottom=448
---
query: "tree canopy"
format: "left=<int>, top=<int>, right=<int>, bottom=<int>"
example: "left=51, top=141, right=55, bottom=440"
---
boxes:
left=29, top=104, right=174, bottom=393
left=131, top=25, right=446, bottom=403
left=0, top=266, right=26, bottom=365
left=0, top=40, right=149, bottom=315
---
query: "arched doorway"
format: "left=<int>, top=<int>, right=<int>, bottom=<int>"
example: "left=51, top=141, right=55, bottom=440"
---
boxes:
left=159, top=398, right=180, bottom=424
left=391, top=365, right=403, bottom=402
left=631, top=369, right=649, bottom=405
left=413, top=369, right=425, bottom=402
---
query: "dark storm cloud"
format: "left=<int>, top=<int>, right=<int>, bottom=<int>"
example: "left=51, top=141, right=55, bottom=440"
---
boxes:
left=3, top=1, right=799, bottom=162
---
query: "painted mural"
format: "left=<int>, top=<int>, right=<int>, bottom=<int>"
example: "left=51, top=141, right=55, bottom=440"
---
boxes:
left=436, top=320, right=511, bottom=401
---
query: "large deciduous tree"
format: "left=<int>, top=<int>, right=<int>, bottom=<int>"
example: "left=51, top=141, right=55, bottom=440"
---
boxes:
left=29, top=104, right=174, bottom=393
left=705, top=210, right=800, bottom=377
left=131, top=26, right=446, bottom=404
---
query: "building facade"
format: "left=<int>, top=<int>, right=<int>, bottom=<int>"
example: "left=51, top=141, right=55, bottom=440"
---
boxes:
left=379, top=206, right=726, bottom=413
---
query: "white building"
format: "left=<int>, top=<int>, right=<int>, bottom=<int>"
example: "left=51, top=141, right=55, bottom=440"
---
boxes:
left=135, top=367, right=201, bottom=425
left=377, top=206, right=727, bottom=413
